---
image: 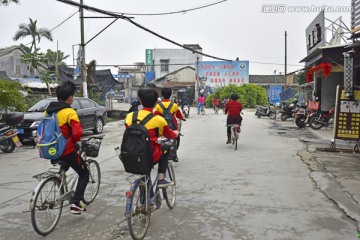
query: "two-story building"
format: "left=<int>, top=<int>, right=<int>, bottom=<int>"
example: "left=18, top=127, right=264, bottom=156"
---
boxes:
left=0, top=45, right=40, bottom=78
left=145, top=44, right=202, bottom=99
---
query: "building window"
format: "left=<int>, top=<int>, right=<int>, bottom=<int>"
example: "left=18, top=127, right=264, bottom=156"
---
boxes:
left=27, top=66, right=30, bottom=70
left=160, top=59, right=169, bottom=72
left=16, top=65, right=21, bottom=74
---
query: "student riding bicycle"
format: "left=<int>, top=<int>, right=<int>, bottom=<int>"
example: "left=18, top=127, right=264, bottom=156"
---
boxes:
left=197, top=94, right=205, bottom=114
left=124, top=88, right=179, bottom=187
left=154, top=88, right=184, bottom=161
left=212, top=97, right=220, bottom=112
left=224, top=93, right=243, bottom=144
left=45, top=80, right=89, bottom=214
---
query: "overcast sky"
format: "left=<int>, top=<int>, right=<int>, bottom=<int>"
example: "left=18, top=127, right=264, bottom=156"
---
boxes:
left=0, top=0, right=351, bottom=75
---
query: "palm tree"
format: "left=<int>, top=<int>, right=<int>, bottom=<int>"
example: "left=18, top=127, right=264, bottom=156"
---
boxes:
left=13, top=18, right=53, bottom=53
left=0, top=0, right=20, bottom=6
left=45, top=49, right=69, bottom=67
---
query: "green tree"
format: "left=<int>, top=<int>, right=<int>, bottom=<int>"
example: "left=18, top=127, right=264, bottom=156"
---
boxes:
left=13, top=18, right=53, bottom=53
left=44, top=49, right=69, bottom=67
left=0, top=0, right=19, bottom=6
left=208, top=83, right=267, bottom=108
left=296, top=70, right=306, bottom=86
left=21, top=52, right=53, bottom=95
left=0, top=80, right=25, bottom=111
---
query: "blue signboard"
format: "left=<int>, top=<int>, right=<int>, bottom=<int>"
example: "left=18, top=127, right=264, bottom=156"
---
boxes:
left=197, top=60, right=249, bottom=88
left=113, top=74, right=134, bottom=78
left=269, top=85, right=282, bottom=104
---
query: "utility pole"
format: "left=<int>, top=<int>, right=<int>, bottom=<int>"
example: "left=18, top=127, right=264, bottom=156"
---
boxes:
left=80, top=0, right=88, bottom=98
left=274, top=70, right=277, bottom=85
left=55, top=41, right=59, bottom=82
left=194, top=55, right=199, bottom=101
left=285, top=31, right=287, bottom=87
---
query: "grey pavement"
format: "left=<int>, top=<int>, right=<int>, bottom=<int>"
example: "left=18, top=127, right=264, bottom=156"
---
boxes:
left=270, top=112, right=360, bottom=235
left=0, top=105, right=359, bottom=239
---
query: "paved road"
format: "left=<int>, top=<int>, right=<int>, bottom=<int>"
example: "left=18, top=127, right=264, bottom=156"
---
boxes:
left=0, top=107, right=358, bottom=240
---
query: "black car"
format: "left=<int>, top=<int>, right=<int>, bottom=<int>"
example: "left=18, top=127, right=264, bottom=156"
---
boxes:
left=17, top=97, right=107, bottom=141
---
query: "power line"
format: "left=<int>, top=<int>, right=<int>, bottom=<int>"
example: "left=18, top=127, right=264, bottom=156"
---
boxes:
left=23, top=10, right=78, bottom=48
left=112, top=0, right=227, bottom=16
left=55, top=0, right=233, bottom=61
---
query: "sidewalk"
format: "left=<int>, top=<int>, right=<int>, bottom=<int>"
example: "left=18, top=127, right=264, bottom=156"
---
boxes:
left=278, top=119, right=360, bottom=232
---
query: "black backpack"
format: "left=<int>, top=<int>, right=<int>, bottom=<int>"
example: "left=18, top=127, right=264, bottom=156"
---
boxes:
left=120, top=112, right=155, bottom=175
left=159, top=102, right=176, bottom=130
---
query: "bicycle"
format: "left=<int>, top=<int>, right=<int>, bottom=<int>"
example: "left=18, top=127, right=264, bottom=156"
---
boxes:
left=227, top=124, right=241, bottom=150
left=29, top=135, right=103, bottom=235
left=214, top=106, right=219, bottom=115
left=115, top=138, right=177, bottom=240
left=200, top=105, right=205, bottom=115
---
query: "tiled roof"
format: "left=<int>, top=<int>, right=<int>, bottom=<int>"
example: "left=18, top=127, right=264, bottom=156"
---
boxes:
left=0, top=45, right=22, bottom=57
left=249, top=75, right=299, bottom=84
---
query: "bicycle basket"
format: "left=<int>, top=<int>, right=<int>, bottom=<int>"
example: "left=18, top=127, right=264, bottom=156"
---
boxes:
left=85, top=139, right=102, bottom=157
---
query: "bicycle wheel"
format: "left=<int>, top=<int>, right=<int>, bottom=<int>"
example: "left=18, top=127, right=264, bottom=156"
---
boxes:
left=83, top=159, right=101, bottom=204
left=163, top=162, right=176, bottom=209
left=31, top=176, right=64, bottom=235
left=127, top=180, right=151, bottom=240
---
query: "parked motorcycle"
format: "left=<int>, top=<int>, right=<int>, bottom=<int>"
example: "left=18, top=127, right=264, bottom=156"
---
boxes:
left=182, top=105, right=190, bottom=118
left=309, top=107, right=335, bottom=130
left=294, top=107, right=310, bottom=128
left=255, top=104, right=277, bottom=119
left=0, top=112, right=24, bottom=153
left=280, top=101, right=298, bottom=121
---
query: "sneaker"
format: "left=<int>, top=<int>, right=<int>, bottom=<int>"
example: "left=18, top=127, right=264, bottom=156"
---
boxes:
left=157, top=179, right=174, bottom=188
left=70, top=202, right=87, bottom=214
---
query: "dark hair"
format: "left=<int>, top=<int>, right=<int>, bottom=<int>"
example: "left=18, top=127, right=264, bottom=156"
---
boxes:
left=161, top=87, right=172, bottom=99
left=231, top=93, right=238, bottom=100
left=200, top=94, right=203, bottom=97
left=56, top=80, right=76, bottom=101
left=138, top=88, right=158, bottom=108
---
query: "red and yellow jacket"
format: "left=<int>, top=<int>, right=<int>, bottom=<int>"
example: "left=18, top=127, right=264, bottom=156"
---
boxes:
left=125, top=108, right=177, bottom=163
left=45, top=101, right=83, bottom=157
left=154, top=99, right=184, bottom=130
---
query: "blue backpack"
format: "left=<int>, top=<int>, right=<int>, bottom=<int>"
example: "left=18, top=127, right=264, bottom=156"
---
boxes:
left=36, top=112, right=68, bottom=160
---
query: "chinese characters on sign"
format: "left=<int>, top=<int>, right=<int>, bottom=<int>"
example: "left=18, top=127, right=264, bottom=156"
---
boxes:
left=269, top=85, right=283, bottom=104
left=334, top=86, right=360, bottom=140
left=197, top=60, right=249, bottom=88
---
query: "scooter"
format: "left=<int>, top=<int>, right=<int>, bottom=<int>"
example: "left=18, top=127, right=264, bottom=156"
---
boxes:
left=309, top=107, right=335, bottom=130
left=0, top=112, right=24, bottom=153
left=182, top=105, right=190, bottom=118
left=279, top=100, right=299, bottom=121
left=255, top=104, right=277, bottom=119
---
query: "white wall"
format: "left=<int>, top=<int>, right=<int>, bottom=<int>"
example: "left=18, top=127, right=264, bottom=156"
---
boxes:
left=153, top=48, right=202, bottom=79
left=0, top=48, right=39, bottom=78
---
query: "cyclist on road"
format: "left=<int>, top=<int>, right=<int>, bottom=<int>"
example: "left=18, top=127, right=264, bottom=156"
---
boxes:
left=224, top=93, right=243, bottom=144
left=45, top=80, right=89, bottom=214
left=197, top=94, right=205, bottom=114
left=212, top=97, right=220, bottom=112
left=125, top=88, right=179, bottom=187
left=154, top=88, right=184, bottom=161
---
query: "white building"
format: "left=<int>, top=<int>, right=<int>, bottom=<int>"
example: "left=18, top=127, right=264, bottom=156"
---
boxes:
left=0, top=45, right=40, bottom=78
left=152, top=44, right=202, bottom=79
